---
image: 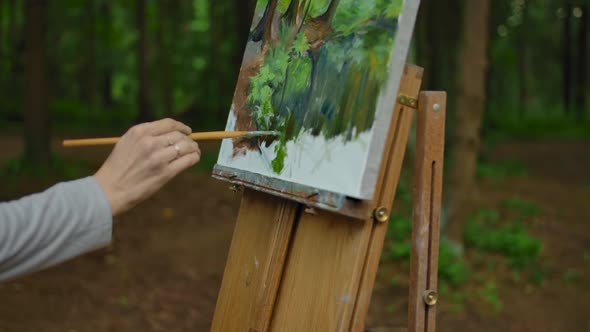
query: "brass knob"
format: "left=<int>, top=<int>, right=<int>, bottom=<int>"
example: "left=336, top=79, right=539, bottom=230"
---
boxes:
left=229, top=185, right=243, bottom=193
left=423, top=290, right=438, bottom=306
left=373, top=207, right=389, bottom=223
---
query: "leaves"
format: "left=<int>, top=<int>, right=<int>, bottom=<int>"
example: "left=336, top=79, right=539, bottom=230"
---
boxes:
left=292, top=32, right=310, bottom=57
left=271, top=139, right=288, bottom=173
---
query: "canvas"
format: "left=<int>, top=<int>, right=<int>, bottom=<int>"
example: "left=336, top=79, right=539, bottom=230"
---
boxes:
left=215, top=0, right=420, bottom=200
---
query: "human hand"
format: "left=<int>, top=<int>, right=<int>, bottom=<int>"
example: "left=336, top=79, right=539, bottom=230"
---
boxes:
left=94, top=118, right=201, bottom=216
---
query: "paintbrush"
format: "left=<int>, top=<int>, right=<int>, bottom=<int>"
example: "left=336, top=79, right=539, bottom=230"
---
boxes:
left=62, top=130, right=279, bottom=147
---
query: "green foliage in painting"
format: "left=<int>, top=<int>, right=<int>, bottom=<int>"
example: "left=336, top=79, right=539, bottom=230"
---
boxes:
left=245, top=0, right=403, bottom=174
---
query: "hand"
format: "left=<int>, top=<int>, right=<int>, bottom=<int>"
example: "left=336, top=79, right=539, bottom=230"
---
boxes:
left=94, top=118, right=201, bottom=216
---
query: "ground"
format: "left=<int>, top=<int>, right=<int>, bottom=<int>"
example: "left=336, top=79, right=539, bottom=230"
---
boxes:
left=0, top=129, right=588, bottom=332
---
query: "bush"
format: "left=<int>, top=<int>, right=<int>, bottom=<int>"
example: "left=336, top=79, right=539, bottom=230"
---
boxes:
left=464, top=208, right=543, bottom=269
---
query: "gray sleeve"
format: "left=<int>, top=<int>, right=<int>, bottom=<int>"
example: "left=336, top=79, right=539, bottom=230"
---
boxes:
left=0, top=176, right=113, bottom=282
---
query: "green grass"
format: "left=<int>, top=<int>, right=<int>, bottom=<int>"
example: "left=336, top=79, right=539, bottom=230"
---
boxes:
left=562, top=269, right=582, bottom=284
left=501, top=197, right=542, bottom=217
left=464, top=208, right=543, bottom=269
left=477, top=159, right=528, bottom=181
left=478, top=280, right=502, bottom=313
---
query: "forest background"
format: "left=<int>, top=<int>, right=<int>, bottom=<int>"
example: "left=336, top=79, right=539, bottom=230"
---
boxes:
left=0, top=0, right=589, bottom=331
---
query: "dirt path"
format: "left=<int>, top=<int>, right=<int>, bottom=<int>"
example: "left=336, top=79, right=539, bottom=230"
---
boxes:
left=0, top=134, right=588, bottom=331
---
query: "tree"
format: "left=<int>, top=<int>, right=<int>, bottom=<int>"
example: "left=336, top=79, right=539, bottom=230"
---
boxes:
left=518, top=1, right=530, bottom=116
left=136, top=0, right=151, bottom=122
left=99, top=0, right=113, bottom=109
left=563, top=2, right=573, bottom=115
left=156, top=0, right=174, bottom=117
left=233, top=0, right=256, bottom=67
left=24, top=0, right=50, bottom=165
left=81, top=0, right=98, bottom=112
left=446, top=0, right=491, bottom=240
left=575, top=3, right=588, bottom=121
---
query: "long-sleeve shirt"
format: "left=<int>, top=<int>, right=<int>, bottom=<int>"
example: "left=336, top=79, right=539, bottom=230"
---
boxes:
left=0, top=176, right=113, bottom=282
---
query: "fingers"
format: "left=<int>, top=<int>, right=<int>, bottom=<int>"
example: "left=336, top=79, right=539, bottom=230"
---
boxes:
left=147, top=118, right=192, bottom=137
left=165, top=151, right=202, bottom=180
left=153, top=134, right=200, bottom=165
left=156, top=131, right=186, bottom=148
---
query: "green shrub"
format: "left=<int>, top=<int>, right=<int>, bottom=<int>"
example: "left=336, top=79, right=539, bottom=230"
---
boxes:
left=464, top=208, right=543, bottom=269
left=438, top=239, right=470, bottom=286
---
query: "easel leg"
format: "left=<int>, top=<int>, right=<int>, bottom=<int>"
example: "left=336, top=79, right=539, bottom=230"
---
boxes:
left=408, top=92, right=446, bottom=332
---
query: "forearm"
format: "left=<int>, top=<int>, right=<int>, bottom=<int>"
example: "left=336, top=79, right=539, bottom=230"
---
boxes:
left=0, top=176, right=113, bottom=282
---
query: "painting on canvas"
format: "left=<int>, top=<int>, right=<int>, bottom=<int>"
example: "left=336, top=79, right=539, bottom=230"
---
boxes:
left=215, top=0, right=420, bottom=200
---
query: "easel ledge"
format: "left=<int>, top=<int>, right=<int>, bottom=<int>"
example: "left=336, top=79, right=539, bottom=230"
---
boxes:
left=212, top=165, right=373, bottom=220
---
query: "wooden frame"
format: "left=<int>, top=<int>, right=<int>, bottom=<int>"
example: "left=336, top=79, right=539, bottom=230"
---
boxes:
left=210, top=64, right=446, bottom=332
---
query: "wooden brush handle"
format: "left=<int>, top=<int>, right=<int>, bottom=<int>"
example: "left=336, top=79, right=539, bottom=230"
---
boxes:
left=62, top=131, right=254, bottom=147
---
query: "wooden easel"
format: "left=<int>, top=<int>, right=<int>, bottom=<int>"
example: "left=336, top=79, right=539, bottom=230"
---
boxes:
left=210, top=64, right=446, bottom=332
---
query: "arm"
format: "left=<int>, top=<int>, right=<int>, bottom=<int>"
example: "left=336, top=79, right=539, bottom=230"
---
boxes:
left=0, top=118, right=201, bottom=282
left=0, top=177, right=112, bottom=282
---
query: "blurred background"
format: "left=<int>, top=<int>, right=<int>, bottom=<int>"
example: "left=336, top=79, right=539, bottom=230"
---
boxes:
left=0, top=0, right=588, bottom=331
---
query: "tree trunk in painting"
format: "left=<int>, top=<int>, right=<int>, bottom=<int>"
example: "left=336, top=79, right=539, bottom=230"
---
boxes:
left=575, top=4, right=588, bottom=121
left=446, top=0, right=490, bottom=241
left=563, top=2, right=572, bottom=115
left=251, top=0, right=278, bottom=44
left=24, top=0, right=50, bottom=165
left=319, top=0, right=340, bottom=25
left=136, top=0, right=151, bottom=122
left=157, top=1, right=174, bottom=117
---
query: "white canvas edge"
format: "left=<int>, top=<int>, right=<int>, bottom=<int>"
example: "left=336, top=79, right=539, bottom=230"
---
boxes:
left=358, top=0, right=421, bottom=199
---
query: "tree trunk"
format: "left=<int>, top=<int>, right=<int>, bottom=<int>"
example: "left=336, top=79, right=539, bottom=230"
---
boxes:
left=157, top=1, right=174, bottom=117
left=8, top=0, right=20, bottom=75
left=233, top=0, right=256, bottom=67
left=0, top=1, right=4, bottom=57
left=445, top=0, right=490, bottom=241
left=575, top=4, right=588, bottom=121
left=319, top=0, right=340, bottom=24
left=100, top=0, right=113, bottom=109
left=81, top=0, right=98, bottom=112
left=518, top=1, right=529, bottom=117
left=284, top=0, right=299, bottom=25
left=24, top=0, right=50, bottom=165
left=251, top=0, right=278, bottom=44
left=563, top=2, right=573, bottom=115
left=136, top=0, right=151, bottom=122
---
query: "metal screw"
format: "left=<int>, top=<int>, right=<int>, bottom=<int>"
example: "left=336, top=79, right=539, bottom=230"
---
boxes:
left=423, top=290, right=438, bottom=306
left=229, top=185, right=243, bottom=193
left=433, top=103, right=441, bottom=112
left=373, top=207, right=390, bottom=223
